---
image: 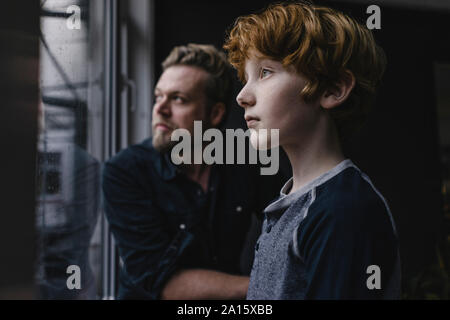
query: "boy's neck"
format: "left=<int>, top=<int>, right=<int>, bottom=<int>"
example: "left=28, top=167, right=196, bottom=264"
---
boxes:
left=283, top=116, right=345, bottom=195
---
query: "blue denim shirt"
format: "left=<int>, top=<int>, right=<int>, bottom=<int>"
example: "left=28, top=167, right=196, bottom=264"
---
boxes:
left=102, top=138, right=285, bottom=299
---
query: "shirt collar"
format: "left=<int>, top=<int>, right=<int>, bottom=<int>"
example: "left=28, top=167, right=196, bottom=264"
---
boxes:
left=264, top=159, right=357, bottom=215
left=149, top=142, right=179, bottom=181
left=153, top=146, right=220, bottom=183
left=144, top=136, right=221, bottom=183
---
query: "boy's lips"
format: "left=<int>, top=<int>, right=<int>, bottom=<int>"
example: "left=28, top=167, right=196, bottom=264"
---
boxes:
left=245, top=115, right=260, bottom=128
left=246, top=120, right=259, bottom=128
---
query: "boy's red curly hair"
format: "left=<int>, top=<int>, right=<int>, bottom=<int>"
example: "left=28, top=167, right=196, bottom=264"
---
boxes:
left=223, top=2, right=386, bottom=142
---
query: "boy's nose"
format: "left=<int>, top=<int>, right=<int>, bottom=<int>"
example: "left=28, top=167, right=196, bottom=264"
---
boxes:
left=236, top=85, right=256, bottom=108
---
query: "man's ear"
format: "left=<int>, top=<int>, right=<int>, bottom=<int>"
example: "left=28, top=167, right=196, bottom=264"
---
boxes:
left=209, top=102, right=226, bottom=127
left=320, top=70, right=355, bottom=110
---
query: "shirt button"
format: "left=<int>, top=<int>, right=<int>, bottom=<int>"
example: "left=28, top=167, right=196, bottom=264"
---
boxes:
left=179, top=224, right=186, bottom=230
left=197, top=190, right=202, bottom=196
left=266, top=225, right=272, bottom=233
left=236, top=206, right=242, bottom=212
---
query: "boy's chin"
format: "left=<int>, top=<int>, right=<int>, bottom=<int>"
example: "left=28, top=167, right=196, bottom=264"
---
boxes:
left=249, top=129, right=279, bottom=151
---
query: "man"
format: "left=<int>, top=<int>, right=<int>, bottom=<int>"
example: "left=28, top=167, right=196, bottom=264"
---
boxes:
left=102, top=44, right=284, bottom=299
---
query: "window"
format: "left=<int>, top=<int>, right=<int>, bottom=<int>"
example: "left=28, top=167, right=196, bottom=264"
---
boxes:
left=37, top=0, right=153, bottom=300
left=37, top=0, right=106, bottom=299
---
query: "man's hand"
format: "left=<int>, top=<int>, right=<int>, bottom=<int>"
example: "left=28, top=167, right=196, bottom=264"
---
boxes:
left=160, top=269, right=249, bottom=300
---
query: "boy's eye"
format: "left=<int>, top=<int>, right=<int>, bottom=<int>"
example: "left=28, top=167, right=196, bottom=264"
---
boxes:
left=260, top=68, right=272, bottom=78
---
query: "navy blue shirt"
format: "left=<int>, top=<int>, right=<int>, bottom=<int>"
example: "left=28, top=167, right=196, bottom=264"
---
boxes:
left=247, top=159, right=401, bottom=299
left=102, top=138, right=284, bottom=299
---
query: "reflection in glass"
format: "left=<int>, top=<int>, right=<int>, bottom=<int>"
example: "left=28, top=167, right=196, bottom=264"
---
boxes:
left=36, top=0, right=104, bottom=299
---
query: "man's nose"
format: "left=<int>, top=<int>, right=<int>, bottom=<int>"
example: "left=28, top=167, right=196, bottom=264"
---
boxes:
left=153, top=97, right=171, bottom=117
left=236, top=84, right=256, bottom=108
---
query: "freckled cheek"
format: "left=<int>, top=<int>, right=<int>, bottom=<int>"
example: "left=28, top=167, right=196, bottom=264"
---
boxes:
left=264, top=93, right=295, bottom=123
left=273, top=99, right=308, bottom=135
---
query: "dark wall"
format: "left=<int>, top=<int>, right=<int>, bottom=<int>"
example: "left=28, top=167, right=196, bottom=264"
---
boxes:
left=345, top=5, right=447, bottom=280
left=0, top=1, right=40, bottom=297
left=154, top=0, right=450, bottom=280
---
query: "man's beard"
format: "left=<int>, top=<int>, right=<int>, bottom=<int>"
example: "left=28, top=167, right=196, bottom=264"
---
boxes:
left=152, top=117, right=214, bottom=154
left=152, top=129, right=177, bottom=153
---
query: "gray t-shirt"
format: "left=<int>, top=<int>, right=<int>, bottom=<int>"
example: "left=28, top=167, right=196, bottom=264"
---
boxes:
left=247, top=159, right=401, bottom=300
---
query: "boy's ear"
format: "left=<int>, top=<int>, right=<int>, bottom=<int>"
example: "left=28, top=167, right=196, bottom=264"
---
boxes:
left=209, top=102, right=226, bottom=127
left=320, top=70, right=355, bottom=110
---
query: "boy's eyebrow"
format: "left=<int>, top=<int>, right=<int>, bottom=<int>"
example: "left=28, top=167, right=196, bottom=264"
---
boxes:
left=257, top=58, right=279, bottom=67
left=247, top=55, right=280, bottom=70
left=251, top=53, right=271, bottom=62
left=242, top=56, right=279, bottom=81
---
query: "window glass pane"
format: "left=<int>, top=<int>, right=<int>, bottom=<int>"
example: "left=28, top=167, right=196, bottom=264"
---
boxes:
left=36, top=0, right=105, bottom=299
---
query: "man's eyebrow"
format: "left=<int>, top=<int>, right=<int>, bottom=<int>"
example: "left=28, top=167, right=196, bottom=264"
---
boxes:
left=155, top=89, right=192, bottom=99
left=154, top=88, right=184, bottom=95
left=171, top=90, right=189, bottom=97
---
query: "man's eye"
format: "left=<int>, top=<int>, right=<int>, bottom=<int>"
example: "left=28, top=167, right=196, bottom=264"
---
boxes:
left=260, top=68, right=272, bottom=78
left=173, top=96, right=185, bottom=103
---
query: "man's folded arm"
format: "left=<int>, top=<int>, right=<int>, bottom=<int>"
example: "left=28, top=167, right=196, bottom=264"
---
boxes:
left=102, top=161, right=248, bottom=299
left=161, top=269, right=249, bottom=300
left=103, top=161, right=183, bottom=299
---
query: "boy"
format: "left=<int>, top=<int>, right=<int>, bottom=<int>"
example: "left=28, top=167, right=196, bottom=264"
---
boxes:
left=224, top=2, right=401, bottom=299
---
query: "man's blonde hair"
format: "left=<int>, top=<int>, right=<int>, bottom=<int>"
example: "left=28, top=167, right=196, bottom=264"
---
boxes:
left=162, top=43, right=233, bottom=114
